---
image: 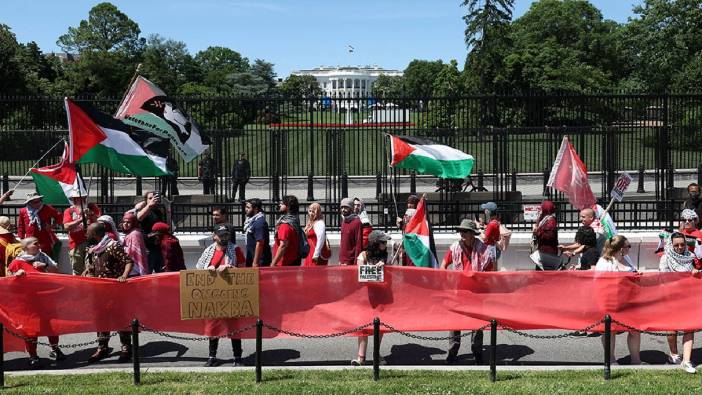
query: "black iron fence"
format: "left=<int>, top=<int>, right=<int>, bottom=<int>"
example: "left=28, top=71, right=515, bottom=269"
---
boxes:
left=0, top=199, right=686, bottom=232
left=1, top=93, right=701, bottom=201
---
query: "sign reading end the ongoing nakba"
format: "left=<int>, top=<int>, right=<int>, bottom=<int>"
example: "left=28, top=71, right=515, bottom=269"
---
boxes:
left=179, top=269, right=259, bottom=320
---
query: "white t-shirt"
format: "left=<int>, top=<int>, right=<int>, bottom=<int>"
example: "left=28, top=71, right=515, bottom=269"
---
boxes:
left=595, top=256, right=636, bottom=272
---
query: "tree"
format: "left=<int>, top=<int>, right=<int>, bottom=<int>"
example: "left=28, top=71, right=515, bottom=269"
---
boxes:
left=624, top=0, right=702, bottom=91
left=57, top=2, right=143, bottom=54
left=141, top=34, right=198, bottom=95
left=0, top=24, right=25, bottom=94
left=250, top=59, right=277, bottom=92
left=424, top=60, right=462, bottom=128
left=461, top=0, right=514, bottom=93
left=372, top=74, right=404, bottom=97
left=194, top=46, right=249, bottom=90
left=279, top=75, right=322, bottom=97
left=403, top=60, right=445, bottom=98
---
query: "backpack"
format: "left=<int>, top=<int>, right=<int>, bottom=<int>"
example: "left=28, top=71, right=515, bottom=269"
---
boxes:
left=296, top=224, right=310, bottom=260
left=0, top=238, right=23, bottom=276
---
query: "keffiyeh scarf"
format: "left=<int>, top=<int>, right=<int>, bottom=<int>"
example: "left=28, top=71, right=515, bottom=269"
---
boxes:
left=27, top=204, right=44, bottom=228
left=244, top=211, right=264, bottom=234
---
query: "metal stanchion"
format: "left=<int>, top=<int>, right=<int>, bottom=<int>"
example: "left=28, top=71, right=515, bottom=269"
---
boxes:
left=604, top=315, right=611, bottom=380
left=490, top=320, right=497, bottom=382
left=0, top=323, right=4, bottom=388
left=132, top=319, right=140, bottom=385
left=307, top=174, right=315, bottom=201
left=373, top=317, right=380, bottom=381
left=256, top=319, right=263, bottom=383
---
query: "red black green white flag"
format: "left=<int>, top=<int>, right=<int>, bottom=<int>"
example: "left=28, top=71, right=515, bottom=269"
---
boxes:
left=390, top=135, right=474, bottom=179
left=30, top=142, right=87, bottom=205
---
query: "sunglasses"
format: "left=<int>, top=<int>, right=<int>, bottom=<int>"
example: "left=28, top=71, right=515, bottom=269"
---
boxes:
left=622, top=245, right=632, bottom=249
left=683, top=219, right=696, bottom=223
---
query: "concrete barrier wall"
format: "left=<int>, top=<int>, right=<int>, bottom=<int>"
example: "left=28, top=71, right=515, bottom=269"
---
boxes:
left=53, top=231, right=664, bottom=274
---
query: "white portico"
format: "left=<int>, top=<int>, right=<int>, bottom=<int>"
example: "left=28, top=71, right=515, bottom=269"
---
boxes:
left=291, top=65, right=403, bottom=98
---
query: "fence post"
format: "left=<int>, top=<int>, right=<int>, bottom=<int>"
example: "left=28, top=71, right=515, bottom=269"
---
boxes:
left=0, top=323, right=4, bottom=388
left=477, top=170, right=484, bottom=191
left=604, top=315, right=611, bottom=380
left=542, top=168, right=550, bottom=199
left=410, top=172, right=416, bottom=195
left=307, top=174, right=315, bottom=202
left=698, top=163, right=702, bottom=187
left=131, top=319, right=140, bottom=385
left=1, top=174, right=8, bottom=194
left=341, top=172, right=348, bottom=198
left=637, top=165, right=645, bottom=193
left=373, top=317, right=380, bottom=381
left=376, top=174, right=382, bottom=200
left=511, top=169, right=517, bottom=192
left=271, top=173, right=280, bottom=202
left=256, top=319, right=263, bottom=383
left=490, top=320, right=497, bottom=382
left=136, top=176, right=143, bottom=197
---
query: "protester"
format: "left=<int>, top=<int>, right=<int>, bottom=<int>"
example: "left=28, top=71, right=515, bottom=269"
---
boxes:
left=0, top=190, right=13, bottom=204
left=232, top=152, right=251, bottom=202
left=659, top=232, right=702, bottom=373
left=441, top=219, right=493, bottom=364
left=478, top=202, right=512, bottom=266
left=579, top=207, right=607, bottom=254
left=352, top=230, right=392, bottom=366
left=121, top=212, right=148, bottom=276
left=531, top=200, right=560, bottom=270
left=83, top=223, right=134, bottom=363
left=271, top=195, right=303, bottom=266
left=196, top=223, right=246, bottom=367
left=16, top=192, right=63, bottom=261
left=304, top=203, right=329, bottom=266
left=198, top=151, right=218, bottom=195
left=149, top=222, right=186, bottom=272
left=353, top=197, right=373, bottom=248
left=212, top=206, right=229, bottom=225
left=244, top=198, right=272, bottom=267
left=7, top=236, right=63, bottom=367
left=98, top=215, right=121, bottom=242
left=339, top=197, right=363, bottom=265
left=0, top=216, right=19, bottom=276
left=683, top=183, right=702, bottom=220
left=559, top=212, right=600, bottom=270
left=396, top=195, right=420, bottom=230
left=63, top=193, right=101, bottom=275
left=595, top=235, right=642, bottom=365
left=135, top=191, right=168, bottom=273
left=656, top=209, right=702, bottom=256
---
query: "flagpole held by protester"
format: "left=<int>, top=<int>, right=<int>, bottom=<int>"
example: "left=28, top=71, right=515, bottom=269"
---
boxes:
left=116, top=63, right=143, bottom=116
left=11, top=138, right=66, bottom=192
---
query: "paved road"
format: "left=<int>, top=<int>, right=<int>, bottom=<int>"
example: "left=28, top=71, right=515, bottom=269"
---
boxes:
left=4, top=328, right=698, bottom=372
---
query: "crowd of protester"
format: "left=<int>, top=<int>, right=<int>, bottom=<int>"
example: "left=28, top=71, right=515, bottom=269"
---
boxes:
left=0, top=185, right=700, bottom=373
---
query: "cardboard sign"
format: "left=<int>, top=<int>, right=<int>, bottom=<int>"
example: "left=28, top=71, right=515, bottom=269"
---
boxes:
left=611, top=172, right=633, bottom=202
left=523, top=204, right=542, bottom=222
left=358, top=265, right=384, bottom=282
left=180, top=268, right=259, bottom=320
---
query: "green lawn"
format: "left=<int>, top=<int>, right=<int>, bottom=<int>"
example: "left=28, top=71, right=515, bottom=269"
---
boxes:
left=3, top=369, right=702, bottom=394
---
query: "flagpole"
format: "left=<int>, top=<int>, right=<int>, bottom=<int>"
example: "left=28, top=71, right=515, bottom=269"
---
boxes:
left=115, top=63, right=142, bottom=116
left=384, top=133, right=399, bottom=218
left=75, top=164, right=89, bottom=232
left=11, top=138, right=66, bottom=192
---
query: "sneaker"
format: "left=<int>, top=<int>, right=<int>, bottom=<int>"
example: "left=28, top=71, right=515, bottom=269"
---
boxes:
left=350, top=357, right=365, bottom=366
left=204, top=357, right=220, bottom=367
left=28, top=356, right=42, bottom=369
left=233, top=357, right=244, bottom=367
left=88, top=348, right=109, bottom=364
left=681, top=361, right=697, bottom=374
left=668, top=354, right=682, bottom=364
left=49, top=348, right=66, bottom=361
left=117, top=350, right=131, bottom=363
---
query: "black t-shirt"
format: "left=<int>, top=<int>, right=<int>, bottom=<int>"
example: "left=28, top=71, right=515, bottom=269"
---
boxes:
left=575, top=226, right=597, bottom=248
left=579, top=247, right=599, bottom=270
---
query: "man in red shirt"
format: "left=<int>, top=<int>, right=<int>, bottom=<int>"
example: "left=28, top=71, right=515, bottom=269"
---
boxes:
left=441, top=219, right=494, bottom=365
left=339, top=197, right=363, bottom=265
left=271, top=195, right=301, bottom=266
left=63, top=192, right=101, bottom=275
left=17, top=192, right=63, bottom=261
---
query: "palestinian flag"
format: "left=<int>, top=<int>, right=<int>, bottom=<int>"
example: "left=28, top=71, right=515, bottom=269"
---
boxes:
left=390, top=135, right=474, bottom=179
left=593, top=204, right=618, bottom=240
left=115, top=76, right=209, bottom=163
left=30, top=143, right=87, bottom=205
left=66, top=98, right=170, bottom=176
left=402, top=196, right=438, bottom=268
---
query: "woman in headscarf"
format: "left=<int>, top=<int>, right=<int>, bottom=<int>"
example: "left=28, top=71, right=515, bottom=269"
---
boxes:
left=303, top=203, right=329, bottom=266
left=98, top=215, right=122, bottom=242
left=531, top=200, right=560, bottom=270
left=659, top=232, right=701, bottom=373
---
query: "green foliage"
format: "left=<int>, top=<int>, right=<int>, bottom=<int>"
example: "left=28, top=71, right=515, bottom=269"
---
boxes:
left=0, top=24, right=25, bottom=94
left=140, top=35, right=198, bottom=95
left=373, top=74, right=405, bottom=97
left=279, top=75, right=322, bottom=98
left=57, top=2, right=144, bottom=54
left=424, top=60, right=463, bottom=128
left=403, top=59, right=445, bottom=98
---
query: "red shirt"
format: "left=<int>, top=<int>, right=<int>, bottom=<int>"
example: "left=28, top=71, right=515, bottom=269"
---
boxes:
left=8, top=259, right=44, bottom=274
left=274, top=223, right=300, bottom=266
left=63, top=204, right=102, bottom=249
left=17, top=205, right=62, bottom=254
left=209, top=246, right=245, bottom=268
left=339, top=216, right=363, bottom=265
left=161, top=235, right=186, bottom=272
left=483, top=220, right=500, bottom=246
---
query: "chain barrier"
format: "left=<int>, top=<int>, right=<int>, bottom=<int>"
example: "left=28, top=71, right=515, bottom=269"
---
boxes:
left=262, top=322, right=374, bottom=339
left=498, top=320, right=605, bottom=339
left=138, top=323, right=258, bottom=342
left=610, top=319, right=702, bottom=337
left=380, top=322, right=491, bottom=341
left=2, top=326, right=129, bottom=349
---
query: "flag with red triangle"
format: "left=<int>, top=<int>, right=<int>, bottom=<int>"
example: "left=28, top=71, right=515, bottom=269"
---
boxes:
left=402, top=196, right=438, bottom=268
left=30, top=142, right=87, bottom=205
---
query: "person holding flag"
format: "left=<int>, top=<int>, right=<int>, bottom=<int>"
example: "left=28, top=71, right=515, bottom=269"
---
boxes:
left=16, top=193, right=63, bottom=262
left=63, top=191, right=101, bottom=275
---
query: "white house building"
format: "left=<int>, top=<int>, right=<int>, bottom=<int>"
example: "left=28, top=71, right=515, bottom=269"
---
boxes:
left=291, top=65, right=403, bottom=99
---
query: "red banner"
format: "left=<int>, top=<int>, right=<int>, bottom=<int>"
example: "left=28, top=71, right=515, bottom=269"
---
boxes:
left=1, top=267, right=701, bottom=352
